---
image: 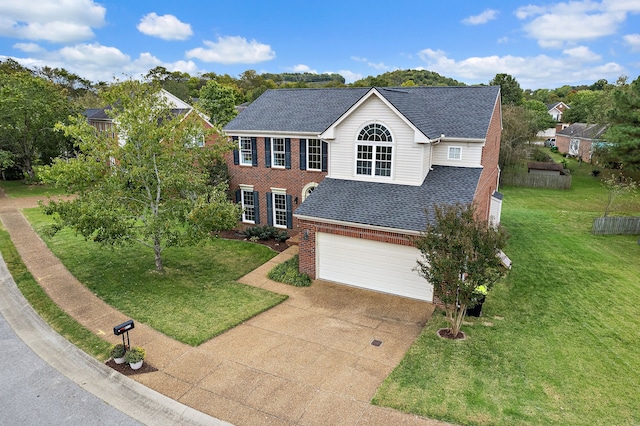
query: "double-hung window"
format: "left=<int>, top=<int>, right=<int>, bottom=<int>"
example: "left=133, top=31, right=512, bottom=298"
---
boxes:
left=272, top=192, right=287, bottom=227
left=356, top=123, right=393, bottom=177
left=239, top=136, right=253, bottom=165
left=238, top=185, right=259, bottom=224
left=272, top=138, right=286, bottom=167
left=266, top=189, right=292, bottom=229
left=448, top=146, right=462, bottom=160
left=307, top=139, right=322, bottom=171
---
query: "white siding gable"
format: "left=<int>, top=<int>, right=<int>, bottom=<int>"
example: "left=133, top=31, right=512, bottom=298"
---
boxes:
left=327, top=95, right=428, bottom=186
left=431, top=141, right=484, bottom=168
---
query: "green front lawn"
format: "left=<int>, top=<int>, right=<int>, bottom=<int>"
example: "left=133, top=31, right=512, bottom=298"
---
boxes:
left=373, top=159, right=640, bottom=425
left=24, top=208, right=287, bottom=346
left=0, top=180, right=67, bottom=198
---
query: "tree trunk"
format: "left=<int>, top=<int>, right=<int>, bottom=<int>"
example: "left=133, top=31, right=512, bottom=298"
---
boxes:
left=153, top=237, right=164, bottom=273
left=450, top=304, right=467, bottom=337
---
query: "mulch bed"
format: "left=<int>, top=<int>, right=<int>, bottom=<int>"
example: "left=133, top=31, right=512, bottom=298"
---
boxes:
left=105, top=359, right=158, bottom=376
left=216, top=230, right=291, bottom=253
left=437, top=328, right=466, bottom=340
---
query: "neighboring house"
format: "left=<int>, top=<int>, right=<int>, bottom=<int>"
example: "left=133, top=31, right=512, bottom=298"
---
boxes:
left=548, top=101, right=570, bottom=121
left=223, top=86, right=502, bottom=302
left=85, top=89, right=213, bottom=147
left=556, top=123, right=607, bottom=163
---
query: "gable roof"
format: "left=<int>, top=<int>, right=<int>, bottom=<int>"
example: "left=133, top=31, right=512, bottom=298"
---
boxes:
left=294, top=165, right=482, bottom=233
left=224, top=86, right=500, bottom=140
left=556, top=122, right=607, bottom=140
left=547, top=101, right=570, bottom=111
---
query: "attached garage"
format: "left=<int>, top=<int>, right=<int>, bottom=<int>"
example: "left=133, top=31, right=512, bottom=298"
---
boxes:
left=316, top=232, right=432, bottom=301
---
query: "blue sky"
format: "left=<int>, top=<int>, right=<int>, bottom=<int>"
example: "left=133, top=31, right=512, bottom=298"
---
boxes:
left=1, top=0, right=639, bottom=89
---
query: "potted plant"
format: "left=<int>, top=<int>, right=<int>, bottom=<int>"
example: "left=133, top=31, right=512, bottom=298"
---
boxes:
left=110, top=343, right=127, bottom=364
left=124, top=346, right=145, bottom=370
left=466, top=285, right=488, bottom=317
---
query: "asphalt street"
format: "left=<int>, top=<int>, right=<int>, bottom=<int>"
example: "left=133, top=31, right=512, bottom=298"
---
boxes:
left=0, top=310, right=142, bottom=426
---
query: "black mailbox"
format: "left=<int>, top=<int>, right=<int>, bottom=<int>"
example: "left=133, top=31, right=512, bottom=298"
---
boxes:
left=113, top=319, right=134, bottom=335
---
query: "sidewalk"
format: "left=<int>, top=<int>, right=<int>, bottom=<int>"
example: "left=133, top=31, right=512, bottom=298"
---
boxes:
left=0, top=191, right=446, bottom=426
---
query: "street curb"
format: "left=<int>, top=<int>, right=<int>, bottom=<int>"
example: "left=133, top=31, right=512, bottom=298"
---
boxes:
left=0, top=253, right=230, bottom=426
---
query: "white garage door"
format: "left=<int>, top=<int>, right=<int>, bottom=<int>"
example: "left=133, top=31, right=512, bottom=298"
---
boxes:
left=316, top=232, right=432, bottom=301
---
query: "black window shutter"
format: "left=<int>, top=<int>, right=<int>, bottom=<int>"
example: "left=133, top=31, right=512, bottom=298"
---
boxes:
left=232, top=136, right=239, bottom=165
left=235, top=189, right=241, bottom=203
left=321, top=141, right=328, bottom=172
left=254, top=191, right=260, bottom=224
left=264, top=137, right=271, bottom=168
left=299, top=139, right=307, bottom=170
left=251, top=137, right=258, bottom=166
left=285, top=138, right=291, bottom=169
left=285, top=194, right=293, bottom=229
left=266, top=192, right=273, bottom=225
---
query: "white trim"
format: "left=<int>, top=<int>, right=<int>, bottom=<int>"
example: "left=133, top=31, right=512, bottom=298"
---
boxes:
left=239, top=185, right=256, bottom=224
left=271, top=137, right=286, bottom=168
left=238, top=136, right=253, bottom=166
left=448, top=146, right=462, bottom=160
left=319, top=88, right=429, bottom=143
left=270, top=190, right=288, bottom=229
left=301, top=182, right=319, bottom=201
left=306, top=138, right=322, bottom=171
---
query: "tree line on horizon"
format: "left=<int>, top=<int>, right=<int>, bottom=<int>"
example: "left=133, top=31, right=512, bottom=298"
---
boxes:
left=1, top=56, right=639, bottom=180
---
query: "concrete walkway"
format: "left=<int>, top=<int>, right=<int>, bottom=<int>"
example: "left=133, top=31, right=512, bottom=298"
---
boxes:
left=0, top=191, right=447, bottom=426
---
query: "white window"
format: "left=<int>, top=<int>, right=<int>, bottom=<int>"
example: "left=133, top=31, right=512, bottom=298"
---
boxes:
left=239, top=137, right=253, bottom=166
left=302, top=182, right=318, bottom=201
left=448, top=146, right=462, bottom=160
left=240, top=185, right=255, bottom=223
left=272, top=138, right=286, bottom=168
left=272, top=191, right=287, bottom=228
left=356, top=123, right=393, bottom=177
left=307, top=139, right=322, bottom=171
left=188, top=133, right=205, bottom=148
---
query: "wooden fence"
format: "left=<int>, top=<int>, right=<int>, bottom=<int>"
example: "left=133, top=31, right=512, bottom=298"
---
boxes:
left=500, top=173, right=572, bottom=190
left=592, top=216, right=640, bottom=235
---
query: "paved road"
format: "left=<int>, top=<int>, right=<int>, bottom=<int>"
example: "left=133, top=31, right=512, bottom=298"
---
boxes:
left=0, top=306, right=143, bottom=426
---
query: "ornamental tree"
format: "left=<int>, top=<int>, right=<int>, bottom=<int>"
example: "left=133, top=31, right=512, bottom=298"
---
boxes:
left=40, top=80, right=240, bottom=273
left=414, top=203, right=508, bottom=338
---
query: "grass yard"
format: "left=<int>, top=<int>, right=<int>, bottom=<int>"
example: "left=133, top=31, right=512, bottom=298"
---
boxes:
left=0, top=180, right=67, bottom=198
left=373, top=158, right=640, bottom=425
left=24, top=208, right=287, bottom=346
left=0, top=226, right=112, bottom=361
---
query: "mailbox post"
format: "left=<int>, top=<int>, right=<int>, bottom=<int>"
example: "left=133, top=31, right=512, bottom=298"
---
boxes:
left=113, top=319, right=134, bottom=349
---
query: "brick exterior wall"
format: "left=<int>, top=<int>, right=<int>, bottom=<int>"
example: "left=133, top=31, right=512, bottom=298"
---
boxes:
left=298, top=220, right=416, bottom=278
left=555, top=134, right=593, bottom=163
left=474, top=99, right=502, bottom=222
left=225, top=137, right=327, bottom=235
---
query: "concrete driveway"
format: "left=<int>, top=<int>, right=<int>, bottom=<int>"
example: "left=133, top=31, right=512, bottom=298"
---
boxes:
left=0, top=191, right=442, bottom=425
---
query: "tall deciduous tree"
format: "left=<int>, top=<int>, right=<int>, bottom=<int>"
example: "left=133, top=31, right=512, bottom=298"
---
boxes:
left=414, top=203, right=508, bottom=338
left=40, top=81, right=240, bottom=273
left=490, top=73, right=523, bottom=105
left=606, top=76, right=640, bottom=169
left=0, top=71, right=76, bottom=178
left=199, top=80, right=238, bottom=126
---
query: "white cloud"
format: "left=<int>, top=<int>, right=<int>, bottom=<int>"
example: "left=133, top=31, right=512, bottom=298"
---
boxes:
left=137, top=13, right=193, bottom=41
left=563, top=46, right=601, bottom=61
left=337, top=70, right=361, bottom=84
left=462, top=9, right=499, bottom=25
left=0, top=0, right=105, bottom=43
left=350, top=55, right=391, bottom=71
left=186, top=36, right=275, bottom=64
left=417, top=48, right=625, bottom=89
left=623, top=33, right=640, bottom=51
left=515, top=0, right=640, bottom=48
left=13, top=42, right=44, bottom=53
left=290, top=64, right=317, bottom=73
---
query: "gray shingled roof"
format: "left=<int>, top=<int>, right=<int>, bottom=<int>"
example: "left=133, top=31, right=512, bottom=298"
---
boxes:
left=294, top=165, right=482, bottom=232
left=224, top=86, right=500, bottom=139
left=557, top=122, right=608, bottom=140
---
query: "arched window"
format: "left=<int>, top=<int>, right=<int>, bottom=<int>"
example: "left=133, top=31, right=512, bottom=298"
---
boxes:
left=356, top=123, right=393, bottom=177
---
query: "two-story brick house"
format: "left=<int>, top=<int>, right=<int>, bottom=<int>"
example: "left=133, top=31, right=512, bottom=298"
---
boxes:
left=224, top=86, right=502, bottom=302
